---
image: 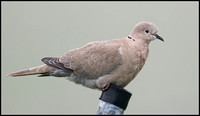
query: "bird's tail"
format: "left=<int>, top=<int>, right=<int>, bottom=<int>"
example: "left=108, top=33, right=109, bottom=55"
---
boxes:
left=7, top=65, right=56, bottom=77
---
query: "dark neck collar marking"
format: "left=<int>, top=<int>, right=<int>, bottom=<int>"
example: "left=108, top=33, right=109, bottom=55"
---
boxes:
left=128, top=36, right=135, bottom=41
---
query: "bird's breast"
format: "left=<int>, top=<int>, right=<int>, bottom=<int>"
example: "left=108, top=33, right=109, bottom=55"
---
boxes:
left=117, top=42, right=149, bottom=86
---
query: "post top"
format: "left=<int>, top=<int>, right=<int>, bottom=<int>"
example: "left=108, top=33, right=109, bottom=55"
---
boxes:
left=99, top=84, right=132, bottom=110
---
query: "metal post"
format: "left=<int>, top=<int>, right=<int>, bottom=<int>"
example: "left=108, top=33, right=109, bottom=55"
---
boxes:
left=96, top=84, right=132, bottom=115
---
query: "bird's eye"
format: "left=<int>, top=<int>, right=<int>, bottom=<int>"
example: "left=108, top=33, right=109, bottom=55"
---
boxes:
left=145, top=29, right=149, bottom=33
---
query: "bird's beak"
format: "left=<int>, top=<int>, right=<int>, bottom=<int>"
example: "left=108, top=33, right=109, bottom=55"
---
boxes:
left=154, top=34, right=164, bottom=42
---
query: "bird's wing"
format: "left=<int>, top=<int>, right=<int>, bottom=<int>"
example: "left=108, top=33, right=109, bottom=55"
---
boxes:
left=41, top=57, right=73, bottom=72
left=59, top=40, right=123, bottom=79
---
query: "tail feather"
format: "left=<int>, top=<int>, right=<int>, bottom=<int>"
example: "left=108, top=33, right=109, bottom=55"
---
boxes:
left=7, top=65, right=56, bottom=77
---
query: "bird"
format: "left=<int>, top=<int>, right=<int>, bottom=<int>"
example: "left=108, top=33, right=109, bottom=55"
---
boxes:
left=7, top=21, right=164, bottom=90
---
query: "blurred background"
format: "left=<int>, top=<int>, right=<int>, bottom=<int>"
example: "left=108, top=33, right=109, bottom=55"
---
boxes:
left=1, top=1, right=199, bottom=114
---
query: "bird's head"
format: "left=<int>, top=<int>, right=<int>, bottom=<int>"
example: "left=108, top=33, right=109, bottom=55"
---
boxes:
left=129, top=22, right=164, bottom=43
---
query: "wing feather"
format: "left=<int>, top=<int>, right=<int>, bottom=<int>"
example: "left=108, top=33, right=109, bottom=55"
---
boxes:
left=41, top=57, right=73, bottom=72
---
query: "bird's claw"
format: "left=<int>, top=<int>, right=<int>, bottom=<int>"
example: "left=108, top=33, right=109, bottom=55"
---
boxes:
left=102, top=83, right=110, bottom=91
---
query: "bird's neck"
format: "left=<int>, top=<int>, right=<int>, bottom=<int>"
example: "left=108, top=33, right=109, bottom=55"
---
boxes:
left=125, top=36, right=149, bottom=60
left=135, top=39, right=150, bottom=61
left=129, top=32, right=151, bottom=45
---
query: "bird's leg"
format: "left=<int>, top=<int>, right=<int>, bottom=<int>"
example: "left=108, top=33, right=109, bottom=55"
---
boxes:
left=102, top=83, right=110, bottom=91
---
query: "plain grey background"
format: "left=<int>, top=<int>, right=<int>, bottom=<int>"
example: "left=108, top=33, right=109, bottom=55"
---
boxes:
left=1, top=1, right=199, bottom=114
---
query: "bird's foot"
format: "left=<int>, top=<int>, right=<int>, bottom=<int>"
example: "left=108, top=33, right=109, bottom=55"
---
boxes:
left=102, top=83, right=110, bottom=91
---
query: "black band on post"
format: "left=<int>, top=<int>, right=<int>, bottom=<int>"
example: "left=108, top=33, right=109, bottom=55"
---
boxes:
left=99, top=84, right=132, bottom=110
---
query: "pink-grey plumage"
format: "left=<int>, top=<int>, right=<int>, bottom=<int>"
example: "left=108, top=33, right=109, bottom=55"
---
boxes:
left=7, top=21, right=164, bottom=90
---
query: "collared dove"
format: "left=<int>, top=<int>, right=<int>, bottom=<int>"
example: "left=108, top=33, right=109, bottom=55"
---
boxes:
left=7, top=21, right=164, bottom=90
